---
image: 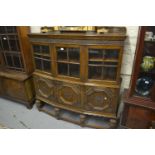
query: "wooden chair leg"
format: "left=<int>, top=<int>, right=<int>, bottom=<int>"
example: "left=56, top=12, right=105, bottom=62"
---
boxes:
left=109, top=119, right=117, bottom=128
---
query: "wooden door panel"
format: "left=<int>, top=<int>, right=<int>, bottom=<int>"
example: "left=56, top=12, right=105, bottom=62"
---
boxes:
left=1, top=78, right=27, bottom=101
left=56, top=81, right=81, bottom=108
left=84, top=86, right=119, bottom=114
left=33, top=76, right=56, bottom=102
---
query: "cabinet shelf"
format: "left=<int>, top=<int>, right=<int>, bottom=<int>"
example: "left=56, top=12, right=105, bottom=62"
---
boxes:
left=89, top=58, right=119, bottom=62
left=57, top=60, right=80, bottom=65
left=0, top=33, right=18, bottom=36
left=34, top=52, right=50, bottom=57
left=89, top=64, right=117, bottom=67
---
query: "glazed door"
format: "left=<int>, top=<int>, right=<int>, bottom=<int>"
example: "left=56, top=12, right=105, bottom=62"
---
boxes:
left=55, top=44, right=81, bottom=79
left=31, top=43, right=52, bottom=74
left=87, top=46, right=123, bottom=84
left=0, top=26, right=24, bottom=71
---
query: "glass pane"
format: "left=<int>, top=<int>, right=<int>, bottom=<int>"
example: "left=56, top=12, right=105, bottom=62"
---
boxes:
left=16, top=39, right=20, bottom=51
left=0, top=40, right=2, bottom=50
left=41, top=45, right=49, bottom=54
left=89, top=66, right=102, bottom=79
left=89, top=61, right=103, bottom=65
left=68, top=48, right=80, bottom=62
left=6, top=54, right=13, bottom=66
left=13, top=55, right=21, bottom=68
left=103, top=62, right=118, bottom=66
left=0, top=27, right=6, bottom=33
left=57, top=47, right=67, bottom=61
left=9, top=37, right=18, bottom=51
left=43, top=60, right=51, bottom=72
left=106, top=67, right=117, bottom=80
left=89, top=49, right=103, bottom=59
left=35, top=58, right=42, bottom=70
left=104, top=50, right=119, bottom=59
left=6, top=26, right=17, bottom=33
left=33, top=45, right=41, bottom=53
left=58, top=63, right=68, bottom=76
left=1, top=35, right=9, bottom=51
left=69, top=64, right=80, bottom=77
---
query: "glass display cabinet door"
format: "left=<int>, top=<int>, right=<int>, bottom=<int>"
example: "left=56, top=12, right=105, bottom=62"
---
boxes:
left=134, top=27, right=155, bottom=98
left=88, top=48, right=119, bottom=81
left=57, top=47, right=80, bottom=78
left=0, top=26, right=24, bottom=71
left=32, top=44, right=51, bottom=73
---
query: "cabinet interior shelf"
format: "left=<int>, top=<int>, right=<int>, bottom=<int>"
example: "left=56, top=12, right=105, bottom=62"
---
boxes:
left=89, top=58, right=118, bottom=62
left=34, top=52, right=50, bottom=57
left=0, top=33, right=18, bottom=36
left=89, top=64, right=117, bottom=67
left=57, top=60, right=80, bottom=64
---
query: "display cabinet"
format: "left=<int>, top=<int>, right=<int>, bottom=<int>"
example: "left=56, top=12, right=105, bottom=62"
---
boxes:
left=29, top=29, right=126, bottom=128
left=0, top=26, right=35, bottom=108
left=121, top=26, right=155, bottom=129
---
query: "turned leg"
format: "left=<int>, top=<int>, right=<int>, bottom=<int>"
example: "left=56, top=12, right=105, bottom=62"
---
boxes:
left=109, top=119, right=117, bottom=128
left=80, top=114, right=86, bottom=127
left=54, top=107, right=60, bottom=119
left=26, top=103, right=33, bottom=109
left=36, top=100, right=44, bottom=110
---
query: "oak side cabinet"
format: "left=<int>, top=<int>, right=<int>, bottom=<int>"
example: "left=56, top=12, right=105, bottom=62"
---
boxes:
left=0, top=26, right=35, bottom=108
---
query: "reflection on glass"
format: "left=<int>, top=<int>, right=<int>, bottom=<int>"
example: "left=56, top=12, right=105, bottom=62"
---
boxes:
left=2, top=35, right=9, bottom=51
left=57, top=47, right=67, bottom=61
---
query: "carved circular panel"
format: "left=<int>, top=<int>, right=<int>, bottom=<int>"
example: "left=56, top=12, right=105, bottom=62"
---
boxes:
left=87, top=91, right=111, bottom=111
left=37, top=80, right=53, bottom=98
left=58, top=86, right=78, bottom=105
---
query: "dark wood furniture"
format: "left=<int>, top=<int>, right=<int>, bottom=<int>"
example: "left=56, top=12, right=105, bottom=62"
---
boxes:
left=29, top=30, right=126, bottom=128
left=0, top=26, right=35, bottom=108
left=121, top=27, right=155, bottom=129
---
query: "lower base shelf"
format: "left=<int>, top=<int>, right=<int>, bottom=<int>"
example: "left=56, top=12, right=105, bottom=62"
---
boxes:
left=36, top=100, right=118, bottom=129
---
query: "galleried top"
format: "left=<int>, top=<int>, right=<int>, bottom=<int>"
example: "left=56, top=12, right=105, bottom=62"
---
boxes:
left=40, top=26, right=126, bottom=35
